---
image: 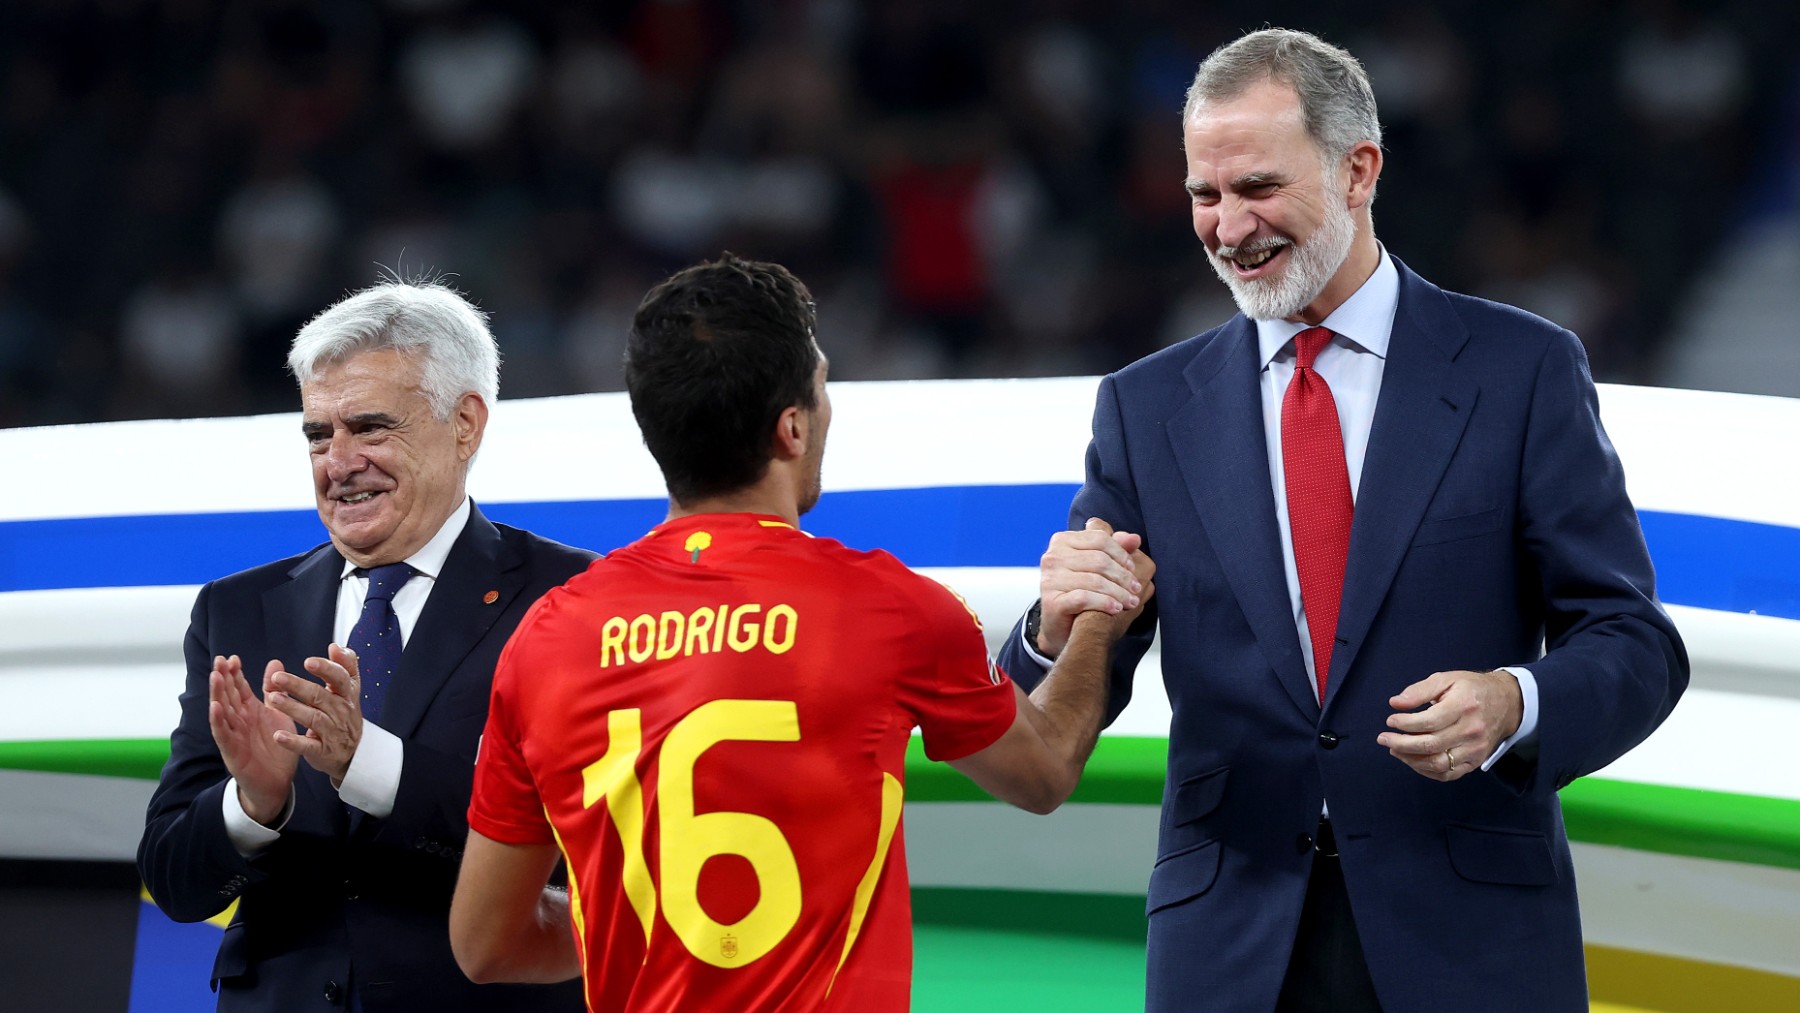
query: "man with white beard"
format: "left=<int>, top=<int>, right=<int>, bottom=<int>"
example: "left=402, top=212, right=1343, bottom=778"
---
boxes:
left=996, top=27, right=1686, bottom=1013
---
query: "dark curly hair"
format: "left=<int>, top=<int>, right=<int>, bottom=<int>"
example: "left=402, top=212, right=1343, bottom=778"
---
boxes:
left=624, top=254, right=822, bottom=505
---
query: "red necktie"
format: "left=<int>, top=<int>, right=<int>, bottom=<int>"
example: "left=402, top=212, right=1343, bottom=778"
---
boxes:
left=1282, top=327, right=1353, bottom=703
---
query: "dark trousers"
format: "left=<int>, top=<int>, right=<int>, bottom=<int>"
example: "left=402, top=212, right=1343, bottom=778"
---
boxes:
left=1275, top=820, right=1383, bottom=1013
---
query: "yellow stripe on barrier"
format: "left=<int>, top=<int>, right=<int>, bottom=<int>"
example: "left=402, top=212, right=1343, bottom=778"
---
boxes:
left=139, top=885, right=236, bottom=929
left=1586, top=943, right=1800, bottom=1012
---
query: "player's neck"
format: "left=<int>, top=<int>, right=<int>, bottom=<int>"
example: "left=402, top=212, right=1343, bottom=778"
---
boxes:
left=667, top=480, right=800, bottom=529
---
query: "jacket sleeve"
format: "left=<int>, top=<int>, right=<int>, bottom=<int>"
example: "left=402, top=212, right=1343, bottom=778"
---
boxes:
left=361, top=738, right=480, bottom=861
left=995, top=374, right=1159, bottom=726
left=1514, top=330, right=1690, bottom=791
left=136, top=582, right=269, bottom=923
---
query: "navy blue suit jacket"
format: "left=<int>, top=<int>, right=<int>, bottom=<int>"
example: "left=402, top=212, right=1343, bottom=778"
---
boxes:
left=998, top=259, right=1687, bottom=1013
left=138, top=503, right=596, bottom=1012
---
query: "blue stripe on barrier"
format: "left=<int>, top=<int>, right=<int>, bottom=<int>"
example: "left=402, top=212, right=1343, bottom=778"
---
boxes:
left=1638, top=511, right=1800, bottom=622
left=1, top=492, right=1796, bottom=621
left=128, top=900, right=221, bottom=1013
left=0, top=485, right=1078, bottom=593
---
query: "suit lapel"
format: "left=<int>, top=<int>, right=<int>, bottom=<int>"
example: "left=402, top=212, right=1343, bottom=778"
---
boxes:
left=264, top=545, right=342, bottom=681
left=1168, top=318, right=1318, bottom=719
left=1325, top=262, right=1479, bottom=708
left=383, top=503, right=523, bottom=739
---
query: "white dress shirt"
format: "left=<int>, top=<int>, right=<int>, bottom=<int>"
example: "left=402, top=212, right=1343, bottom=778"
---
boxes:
left=224, top=496, right=473, bottom=855
left=1023, top=249, right=1538, bottom=774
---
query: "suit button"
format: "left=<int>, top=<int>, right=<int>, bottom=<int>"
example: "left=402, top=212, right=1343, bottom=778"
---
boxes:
left=323, top=980, right=344, bottom=1005
left=1318, top=731, right=1340, bottom=749
left=1296, top=833, right=1314, bottom=854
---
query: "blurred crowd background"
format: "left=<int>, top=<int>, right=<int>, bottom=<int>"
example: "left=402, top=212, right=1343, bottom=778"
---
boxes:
left=1, top=0, right=1795, bottom=429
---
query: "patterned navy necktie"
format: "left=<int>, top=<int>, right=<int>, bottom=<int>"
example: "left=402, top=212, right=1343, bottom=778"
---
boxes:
left=349, top=563, right=414, bottom=724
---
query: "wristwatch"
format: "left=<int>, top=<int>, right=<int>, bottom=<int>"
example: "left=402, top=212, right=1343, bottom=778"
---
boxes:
left=1023, top=600, right=1045, bottom=651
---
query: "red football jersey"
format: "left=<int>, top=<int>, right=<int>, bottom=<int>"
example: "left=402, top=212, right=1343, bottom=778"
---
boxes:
left=469, top=513, right=1017, bottom=1011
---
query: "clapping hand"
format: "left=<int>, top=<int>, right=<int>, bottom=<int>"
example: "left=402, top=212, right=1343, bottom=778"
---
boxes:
left=265, top=644, right=367, bottom=785
left=208, top=654, right=298, bottom=825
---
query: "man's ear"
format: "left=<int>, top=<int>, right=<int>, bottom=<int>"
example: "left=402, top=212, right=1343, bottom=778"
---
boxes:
left=1343, top=139, right=1383, bottom=210
left=771, top=404, right=806, bottom=461
left=454, top=393, right=488, bottom=462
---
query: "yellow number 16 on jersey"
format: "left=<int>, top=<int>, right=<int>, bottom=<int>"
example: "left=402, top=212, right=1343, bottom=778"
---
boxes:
left=581, top=700, right=802, bottom=968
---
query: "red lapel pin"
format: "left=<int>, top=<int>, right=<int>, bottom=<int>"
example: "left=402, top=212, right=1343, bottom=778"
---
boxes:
left=482, top=590, right=499, bottom=604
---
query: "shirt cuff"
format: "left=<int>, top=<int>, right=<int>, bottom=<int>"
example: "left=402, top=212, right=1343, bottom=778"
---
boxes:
left=1481, top=666, right=1539, bottom=771
left=337, top=720, right=403, bottom=818
left=223, top=779, right=291, bottom=858
left=1017, top=622, right=1055, bottom=673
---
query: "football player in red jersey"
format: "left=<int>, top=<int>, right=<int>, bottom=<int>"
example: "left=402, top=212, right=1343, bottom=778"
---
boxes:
left=450, top=255, right=1153, bottom=1011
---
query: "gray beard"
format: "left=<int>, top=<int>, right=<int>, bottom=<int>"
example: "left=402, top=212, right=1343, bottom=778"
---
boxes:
left=1209, top=192, right=1356, bottom=321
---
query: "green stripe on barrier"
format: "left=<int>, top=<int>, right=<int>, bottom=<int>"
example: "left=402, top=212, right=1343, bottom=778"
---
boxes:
left=902, top=736, right=1800, bottom=872
left=912, top=886, right=1147, bottom=941
left=5, top=735, right=1799, bottom=872
left=904, top=735, right=1170, bottom=805
left=1560, top=778, right=1800, bottom=872
left=0, top=738, right=171, bottom=780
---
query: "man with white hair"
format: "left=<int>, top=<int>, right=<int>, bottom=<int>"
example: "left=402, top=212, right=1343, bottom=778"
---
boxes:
left=1000, top=28, right=1687, bottom=1013
left=138, top=280, right=592, bottom=1011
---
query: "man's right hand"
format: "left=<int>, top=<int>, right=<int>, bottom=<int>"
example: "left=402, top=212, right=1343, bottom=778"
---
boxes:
left=208, top=655, right=299, bottom=826
left=1037, top=517, right=1153, bottom=657
left=954, top=522, right=1155, bottom=814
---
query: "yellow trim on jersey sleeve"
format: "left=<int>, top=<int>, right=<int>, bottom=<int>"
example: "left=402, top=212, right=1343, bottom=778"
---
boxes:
left=930, top=578, right=986, bottom=632
left=548, top=818, right=600, bottom=981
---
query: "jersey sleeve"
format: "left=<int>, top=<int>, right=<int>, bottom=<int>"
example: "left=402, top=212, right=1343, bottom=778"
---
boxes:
left=467, top=631, right=555, bottom=846
left=899, top=576, right=1018, bottom=762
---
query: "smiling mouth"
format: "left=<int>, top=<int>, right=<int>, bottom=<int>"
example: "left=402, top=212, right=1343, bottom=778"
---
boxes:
left=1228, top=243, right=1288, bottom=275
left=339, top=491, right=382, bottom=505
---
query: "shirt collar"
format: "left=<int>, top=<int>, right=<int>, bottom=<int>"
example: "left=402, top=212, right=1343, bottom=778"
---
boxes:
left=651, top=512, right=801, bottom=537
left=1256, top=245, right=1398, bottom=369
left=338, top=496, right=471, bottom=581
